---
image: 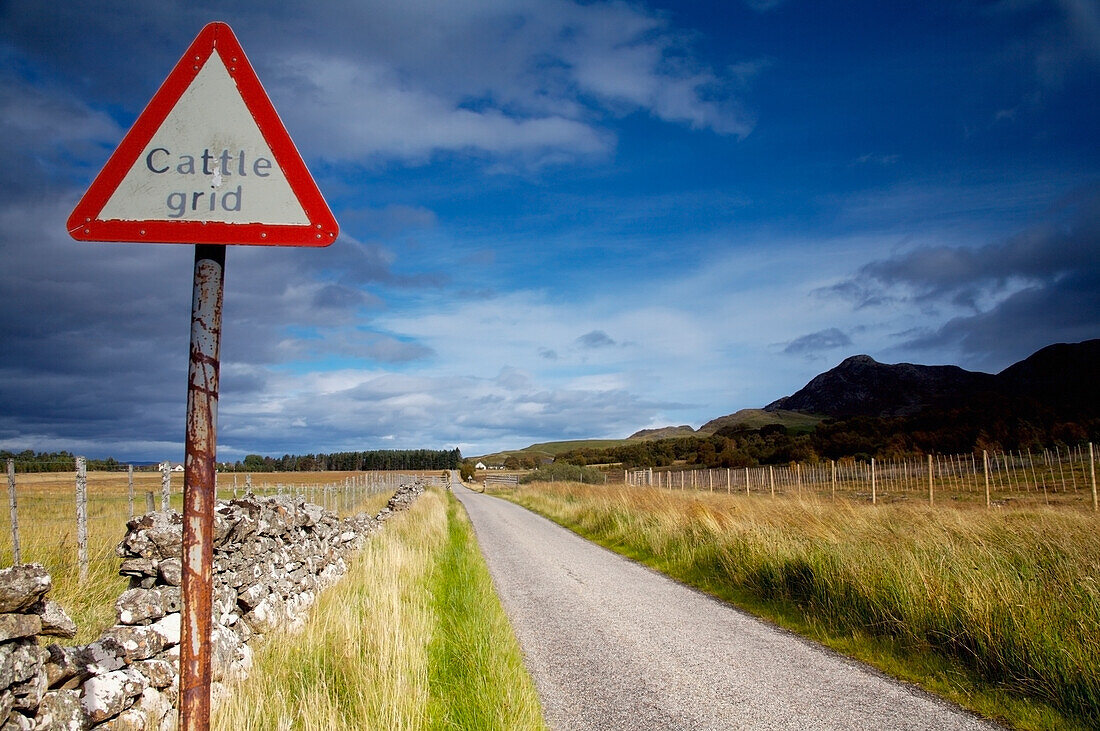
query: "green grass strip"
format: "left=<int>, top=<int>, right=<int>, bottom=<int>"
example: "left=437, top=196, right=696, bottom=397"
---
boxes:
left=426, top=492, right=545, bottom=730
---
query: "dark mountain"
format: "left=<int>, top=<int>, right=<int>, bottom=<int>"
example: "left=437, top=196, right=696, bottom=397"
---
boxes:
left=765, top=356, right=994, bottom=417
left=997, top=340, right=1100, bottom=417
left=765, top=339, right=1098, bottom=419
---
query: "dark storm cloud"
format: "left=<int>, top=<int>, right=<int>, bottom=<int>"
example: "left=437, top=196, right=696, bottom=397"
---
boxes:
left=832, top=186, right=1100, bottom=367
left=0, top=201, right=413, bottom=459
left=783, top=328, right=852, bottom=356
left=0, top=60, right=123, bottom=202
left=903, top=268, right=1100, bottom=370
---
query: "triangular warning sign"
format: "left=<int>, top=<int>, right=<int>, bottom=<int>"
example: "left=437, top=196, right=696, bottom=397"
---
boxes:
left=68, top=22, right=338, bottom=246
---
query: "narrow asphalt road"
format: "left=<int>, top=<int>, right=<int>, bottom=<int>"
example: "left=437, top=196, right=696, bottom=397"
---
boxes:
left=452, top=484, right=1001, bottom=731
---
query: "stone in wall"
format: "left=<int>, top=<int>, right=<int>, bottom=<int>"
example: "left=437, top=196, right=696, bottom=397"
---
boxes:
left=0, top=564, right=76, bottom=730
left=0, top=566, right=51, bottom=614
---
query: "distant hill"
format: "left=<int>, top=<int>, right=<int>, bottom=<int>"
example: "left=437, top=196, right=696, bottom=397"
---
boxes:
left=628, top=425, right=697, bottom=439
left=697, top=408, right=823, bottom=435
left=765, top=339, right=1098, bottom=419
left=475, top=438, right=634, bottom=465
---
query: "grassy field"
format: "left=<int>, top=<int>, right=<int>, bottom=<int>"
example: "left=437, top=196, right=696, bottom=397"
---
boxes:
left=214, top=488, right=544, bottom=730
left=499, top=481, right=1100, bottom=730
left=0, top=470, right=399, bottom=644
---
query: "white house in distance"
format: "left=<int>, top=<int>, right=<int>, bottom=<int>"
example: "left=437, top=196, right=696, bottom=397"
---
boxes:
left=475, top=461, right=487, bottom=470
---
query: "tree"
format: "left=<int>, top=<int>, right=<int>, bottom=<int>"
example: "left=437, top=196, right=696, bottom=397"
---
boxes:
left=242, top=454, right=267, bottom=472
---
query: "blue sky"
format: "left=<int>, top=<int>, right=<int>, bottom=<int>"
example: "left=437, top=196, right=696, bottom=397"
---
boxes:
left=1, top=0, right=1098, bottom=461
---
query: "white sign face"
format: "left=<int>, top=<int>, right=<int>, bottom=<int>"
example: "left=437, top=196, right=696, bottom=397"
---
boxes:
left=99, top=56, right=310, bottom=226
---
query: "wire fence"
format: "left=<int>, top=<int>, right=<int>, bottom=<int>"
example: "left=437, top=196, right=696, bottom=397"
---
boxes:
left=1, top=457, right=440, bottom=576
left=621, top=443, right=1099, bottom=510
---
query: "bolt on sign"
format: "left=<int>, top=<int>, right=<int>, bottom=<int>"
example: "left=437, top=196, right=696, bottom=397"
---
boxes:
left=67, top=21, right=337, bottom=731
left=67, top=21, right=337, bottom=245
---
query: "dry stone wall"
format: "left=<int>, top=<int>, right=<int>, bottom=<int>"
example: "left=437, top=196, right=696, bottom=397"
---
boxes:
left=0, top=480, right=426, bottom=730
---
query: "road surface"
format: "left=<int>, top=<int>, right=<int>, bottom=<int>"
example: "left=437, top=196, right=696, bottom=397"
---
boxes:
left=452, top=484, right=1000, bottom=731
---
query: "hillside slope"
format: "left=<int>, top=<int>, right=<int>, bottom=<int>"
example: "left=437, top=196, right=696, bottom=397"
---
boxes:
left=628, top=425, right=697, bottom=439
left=697, top=408, right=823, bottom=434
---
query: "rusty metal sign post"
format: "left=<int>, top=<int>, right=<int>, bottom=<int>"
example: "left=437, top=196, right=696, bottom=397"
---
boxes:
left=180, top=244, right=225, bottom=727
left=67, top=22, right=337, bottom=730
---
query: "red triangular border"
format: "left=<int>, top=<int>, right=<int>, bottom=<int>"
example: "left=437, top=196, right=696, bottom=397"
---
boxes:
left=67, top=22, right=338, bottom=247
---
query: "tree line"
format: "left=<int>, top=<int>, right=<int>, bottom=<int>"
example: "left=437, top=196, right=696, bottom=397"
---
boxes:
left=226, top=448, right=463, bottom=473
left=2, top=448, right=462, bottom=473
left=0, top=450, right=128, bottom=473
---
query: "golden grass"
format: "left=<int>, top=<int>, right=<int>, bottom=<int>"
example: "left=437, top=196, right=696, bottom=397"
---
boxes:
left=214, top=488, right=543, bottom=730
left=504, top=481, right=1100, bottom=730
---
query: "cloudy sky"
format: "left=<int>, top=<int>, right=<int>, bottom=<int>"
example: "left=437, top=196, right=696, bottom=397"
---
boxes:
left=1, top=1, right=1098, bottom=462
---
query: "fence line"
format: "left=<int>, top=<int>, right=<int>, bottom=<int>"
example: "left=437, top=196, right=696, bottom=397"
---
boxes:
left=160, top=461, right=171, bottom=511
left=623, top=443, right=1098, bottom=510
left=0, top=465, right=430, bottom=577
left=76, top=457, right=88, bottom=582
left=6, top=460, right=19, bottom=565
left=485, top=474, right=520, bottom=489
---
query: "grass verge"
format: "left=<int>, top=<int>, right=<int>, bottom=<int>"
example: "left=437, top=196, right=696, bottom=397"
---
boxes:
left=500, top=482, right=1100, bottom=730
left=214, top=488, right=543, bottom=730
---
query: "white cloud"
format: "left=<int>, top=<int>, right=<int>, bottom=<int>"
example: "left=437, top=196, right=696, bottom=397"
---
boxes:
left=272, top=55, right=611, bottom=164
left=248, top=0, right=754, bottom=163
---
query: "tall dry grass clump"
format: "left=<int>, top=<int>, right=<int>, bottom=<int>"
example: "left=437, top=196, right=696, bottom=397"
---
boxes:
left=509, top=482, right=1100, bottom=729
left=214, top=488, right=543, bottom=730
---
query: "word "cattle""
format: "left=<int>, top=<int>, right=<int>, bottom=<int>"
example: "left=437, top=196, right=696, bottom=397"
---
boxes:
left=145, top=147, right=274, bottom=219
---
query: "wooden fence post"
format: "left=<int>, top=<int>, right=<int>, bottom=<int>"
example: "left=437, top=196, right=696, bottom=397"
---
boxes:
left=831, top=460, right=836, bottom=500
left=983, top=450, right=991, bottom=508
left=127, top=464, right=135, bottom=518
left=928, top=454, right=934, bottom=506
left=1090, top=443, right=1097, bottom=513
left=769, top=465, right=775, bottom=498
left=871, top=458, right=876, bottom=505
left=160, top=461, right=171, bottom=511
left=76, top=456, right=88, bottom=583
left=7, top=459, right=20, bottom=565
